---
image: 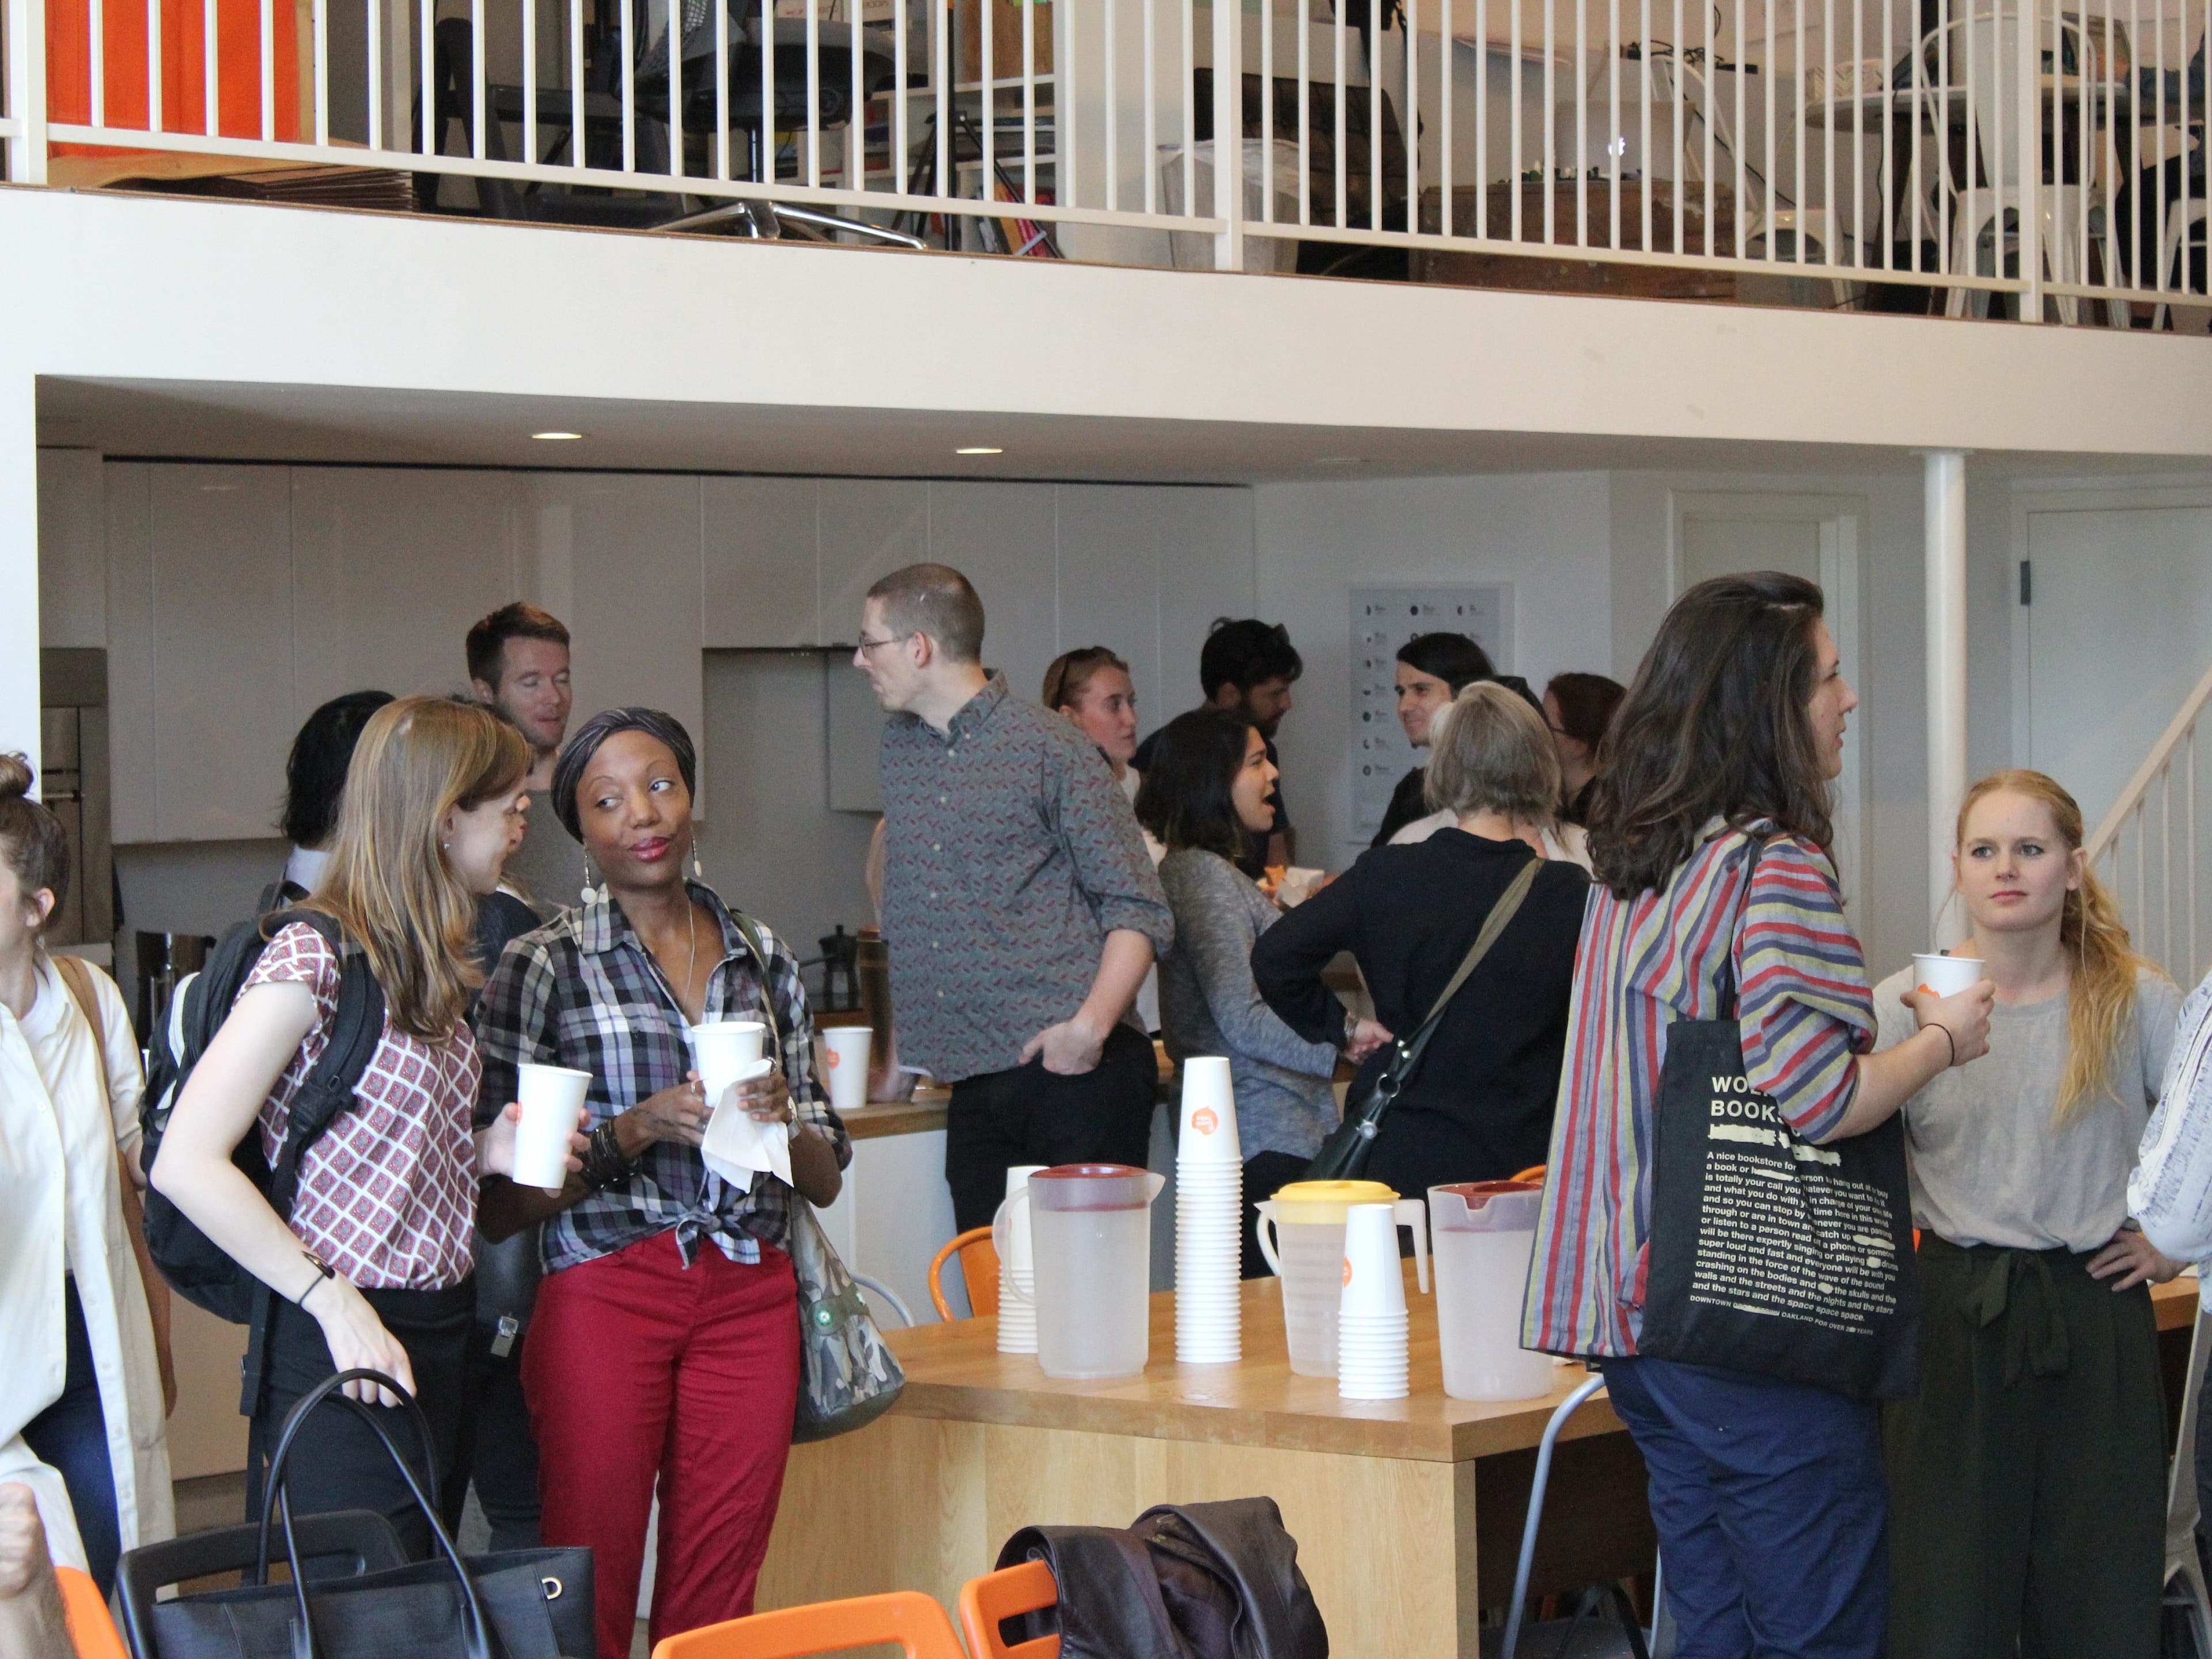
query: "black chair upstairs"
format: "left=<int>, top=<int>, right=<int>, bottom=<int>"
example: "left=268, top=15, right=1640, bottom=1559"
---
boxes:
left=116, top=1509, right=408, bottom=1659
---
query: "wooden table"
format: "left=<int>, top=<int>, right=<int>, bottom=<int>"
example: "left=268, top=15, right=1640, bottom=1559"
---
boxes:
left=759, top=1266, right=1657, bottom=1658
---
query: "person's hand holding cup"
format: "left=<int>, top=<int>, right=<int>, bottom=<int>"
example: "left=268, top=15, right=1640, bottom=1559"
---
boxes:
left=1904, top=952, right=1995, bottom=1070
left=498, top=1063, right=594, bottom=1194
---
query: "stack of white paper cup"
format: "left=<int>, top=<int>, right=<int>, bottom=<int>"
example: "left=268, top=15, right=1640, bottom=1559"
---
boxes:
left=996, top=1165, right=1047, bottom=1354
left=1338, top=1202, right=1411, bottom=1400
left=1175, top=1056, right=1244, bottom=1365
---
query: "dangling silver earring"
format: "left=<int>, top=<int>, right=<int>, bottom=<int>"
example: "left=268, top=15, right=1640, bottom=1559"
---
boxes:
left=691, top=844, right=704, bottom=883
left=581, top=853, right=604, bottom=907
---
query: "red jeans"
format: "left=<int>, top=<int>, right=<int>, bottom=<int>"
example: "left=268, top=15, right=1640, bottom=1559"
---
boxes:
left=523, top=1232, right=801, bottom=1659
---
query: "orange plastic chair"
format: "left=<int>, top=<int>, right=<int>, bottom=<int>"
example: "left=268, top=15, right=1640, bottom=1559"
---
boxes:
left=651, top=1590, right=965, bottom=1658
left=959, top=1559, right=1061, bottom=1659
left=927, top=1226, right=1001, bottom=1320
left=55, top=1566, right=128, bottom=1659
left=1510, top=1165, right=1547, bottom=1185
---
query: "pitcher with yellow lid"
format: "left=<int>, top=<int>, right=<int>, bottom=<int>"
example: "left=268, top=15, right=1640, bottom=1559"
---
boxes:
left=1254, top=1180, right=1429, bottom=1376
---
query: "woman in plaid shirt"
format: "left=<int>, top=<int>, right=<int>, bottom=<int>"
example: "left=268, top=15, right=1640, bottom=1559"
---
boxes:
left=474, top=707, right=849, bottom=1659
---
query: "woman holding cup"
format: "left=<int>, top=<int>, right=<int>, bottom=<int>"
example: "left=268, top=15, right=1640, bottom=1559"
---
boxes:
left=473, top=707, right=849, bottom=1659
left=1522, top=573, right=1995, bottom=1659
left=150, top=698, right=585, bottom=1556
left=1878, top=771, right=2181, bottom=1658
left=1136, top=709, right=1390, bottom=1278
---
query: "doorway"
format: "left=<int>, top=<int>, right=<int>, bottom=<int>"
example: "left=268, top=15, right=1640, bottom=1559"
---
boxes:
left=1668, top=489, right=1869, bottom=910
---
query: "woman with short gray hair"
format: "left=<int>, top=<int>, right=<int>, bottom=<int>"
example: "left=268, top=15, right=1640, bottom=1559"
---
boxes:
left=1253, top=683, right=1590, bottom=1195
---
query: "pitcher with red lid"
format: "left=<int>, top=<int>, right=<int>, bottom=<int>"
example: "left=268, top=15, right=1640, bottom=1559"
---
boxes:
left=994, top=1164, right=1166, bottom=1379
left=1429, top=1180, right=1551, bottom=1401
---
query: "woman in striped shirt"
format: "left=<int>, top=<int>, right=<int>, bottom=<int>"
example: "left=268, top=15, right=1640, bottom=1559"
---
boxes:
left=1523, top=571, right=1994, bottom=1658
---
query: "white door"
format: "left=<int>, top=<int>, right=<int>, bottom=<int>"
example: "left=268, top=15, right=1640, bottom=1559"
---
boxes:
left=1669, top=491, right=1867, bottom=912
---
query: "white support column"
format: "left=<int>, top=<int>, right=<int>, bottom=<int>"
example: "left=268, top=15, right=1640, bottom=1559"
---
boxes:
left=0, top=370, right=41, bottom=778
left=1924, top=449, right=1968, bottom=945
left=5, top=0, right=51, bottom=184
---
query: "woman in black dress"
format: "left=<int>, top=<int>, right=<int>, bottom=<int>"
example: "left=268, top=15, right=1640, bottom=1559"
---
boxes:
left=1259, top=681, right=1589, bottom=1195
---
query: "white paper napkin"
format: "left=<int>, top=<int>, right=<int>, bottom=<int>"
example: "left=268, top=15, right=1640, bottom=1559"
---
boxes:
left=700, top=1058, right=791, bottom=1188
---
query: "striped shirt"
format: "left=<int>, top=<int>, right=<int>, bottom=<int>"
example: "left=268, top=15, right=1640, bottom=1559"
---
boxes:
left=474, top=882, right=851, bottom=1274
left=1522, top=821, right=1876, bottom=1358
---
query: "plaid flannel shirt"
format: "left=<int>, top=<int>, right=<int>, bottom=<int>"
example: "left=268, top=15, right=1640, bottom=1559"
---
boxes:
left=474, top=881, right=851, bottom=1274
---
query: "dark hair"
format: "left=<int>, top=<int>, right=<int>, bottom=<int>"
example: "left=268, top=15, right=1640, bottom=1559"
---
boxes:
left=866, top=563, right=986, bottom=664
left=1134, top=708, right=1260, bottom=861
left=1043, top=646, right=1131, bottom=712
left=1544, top=672, right=1626, bottom=751
left=552, top=707, right=698, bottom=841
left=1588, top=572, right=1834, bottom=899
left=0, top=754, right=69, bottom=926
left=466, top=601, right=571, bottom=690
left=1396, top=632, right=1495, bottom=692
left=1199, top=619, right=1302, bottom=699
left=282, top=689, right=397, bottom=848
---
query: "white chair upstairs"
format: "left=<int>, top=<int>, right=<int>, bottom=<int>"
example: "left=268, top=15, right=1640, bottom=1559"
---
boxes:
left=1924, top=9, right=2120, bottom=323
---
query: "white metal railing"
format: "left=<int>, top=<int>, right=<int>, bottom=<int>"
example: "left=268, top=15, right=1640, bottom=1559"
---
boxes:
left=3, top=0, right=2207, bottom=318
left=2088, top=656, right=2212, bottom=987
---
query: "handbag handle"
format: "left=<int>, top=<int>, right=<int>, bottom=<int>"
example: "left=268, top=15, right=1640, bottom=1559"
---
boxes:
left=256, top=1368, right=494, bottom=1659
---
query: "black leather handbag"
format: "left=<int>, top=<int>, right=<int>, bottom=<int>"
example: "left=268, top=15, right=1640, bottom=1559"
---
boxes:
left=132, top=1369, right=594, bottom=1659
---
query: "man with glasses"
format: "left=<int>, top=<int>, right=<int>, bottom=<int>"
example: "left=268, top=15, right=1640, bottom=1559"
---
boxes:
left=855, top=563, right=1173, bottom=1232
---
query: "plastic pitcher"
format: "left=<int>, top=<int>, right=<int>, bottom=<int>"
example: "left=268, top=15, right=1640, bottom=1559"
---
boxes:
left=1429, top=1181, right=1552, bottom=1401
left=1255, top=1180, right=1429, bottom=1377
left=995, top=1164, right=1166, bottom=1379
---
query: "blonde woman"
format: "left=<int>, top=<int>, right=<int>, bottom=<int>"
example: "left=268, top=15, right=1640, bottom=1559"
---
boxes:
left=1878, top=770, right=2182, bottom=1659
left=0, top=755, right=173, bottom=1590
left=152, top=698, right=576, bottom=1556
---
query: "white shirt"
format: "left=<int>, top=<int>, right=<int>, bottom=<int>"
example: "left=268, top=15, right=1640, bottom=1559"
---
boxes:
left=1388, top=809, right=1592, bottom=870
left=2131, top=966, right=2212, bottom=1294
left=284, top=844, right=332, bottom=895
left=0, top=953, right=174, bottom=1570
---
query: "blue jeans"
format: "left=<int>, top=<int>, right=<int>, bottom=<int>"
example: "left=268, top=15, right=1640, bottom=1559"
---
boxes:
left=1605, top=1355, right=1888, bottom=1659
left=22, top=1279, right=120, bottom=1592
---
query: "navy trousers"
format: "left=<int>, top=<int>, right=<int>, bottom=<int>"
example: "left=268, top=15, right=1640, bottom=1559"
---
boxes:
left=21, top=1279, right=121, bottom=1593
left=1605, top=1355, right=1888, bottom=1659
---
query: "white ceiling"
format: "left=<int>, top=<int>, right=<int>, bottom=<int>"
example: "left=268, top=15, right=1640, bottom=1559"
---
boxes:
left=36, top=376, right=2212, bottom=486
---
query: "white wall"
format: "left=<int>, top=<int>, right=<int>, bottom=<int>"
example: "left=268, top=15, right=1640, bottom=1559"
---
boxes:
left=1252, top=472, right=1616, bottom=862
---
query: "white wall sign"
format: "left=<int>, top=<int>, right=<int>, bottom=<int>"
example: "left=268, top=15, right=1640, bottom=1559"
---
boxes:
left=1350, top=585, right=1512, bottom=838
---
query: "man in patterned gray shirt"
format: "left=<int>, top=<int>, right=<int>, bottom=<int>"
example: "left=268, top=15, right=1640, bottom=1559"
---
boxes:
left=857, top=563, right=1175, bottom=1231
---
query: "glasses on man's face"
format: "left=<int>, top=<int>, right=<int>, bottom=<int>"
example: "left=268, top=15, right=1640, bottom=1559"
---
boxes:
left=855, top=632, right=915, bottom=656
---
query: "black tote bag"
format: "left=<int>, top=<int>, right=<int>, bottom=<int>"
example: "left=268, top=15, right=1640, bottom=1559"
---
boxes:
left=144, top=1369, right=596, bottom=1659
left=1637, top=842, right=1920, bottom=1402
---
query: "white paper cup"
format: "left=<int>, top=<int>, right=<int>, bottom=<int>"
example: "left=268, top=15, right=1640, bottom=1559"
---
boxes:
left=1912, top=952, right=1984, bottom=1000
left=513, top=1063, right=590, bottom=1191
left=692, top=1020, right=767, bottom=1093
left=822, top=1027, right=872, bottom=1116
left=1339, top=1203, right=1410, bottom=1317
left=1176, top=1057, right=1241, bottom=1164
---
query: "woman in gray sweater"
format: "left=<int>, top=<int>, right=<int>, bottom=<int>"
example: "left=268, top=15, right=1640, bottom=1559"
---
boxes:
left=1137, top=709, right=1388, bottom=1278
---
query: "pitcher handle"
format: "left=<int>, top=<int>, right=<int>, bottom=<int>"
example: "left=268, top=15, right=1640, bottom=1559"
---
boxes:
left=1395, top=1198, right=1430, bottom=1295
left=1255, top=1204, right=1283, bottom=1278
left=991, top=1187, right=1036, bottom=1308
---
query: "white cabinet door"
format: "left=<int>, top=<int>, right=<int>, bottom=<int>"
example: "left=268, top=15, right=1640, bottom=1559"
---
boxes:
left=926, top=482, right=1058, bottom=704
left=293, top=468, right=526, bottom=712
left=149, top=465, right=296, bottom=842
left=1153, top=487, right=1256, bottom=721
left=525, top=474, right=704, bottom=774
left=817, top=480, right=927, bottom=645
left=703, top=476, right=818, bottom=648
left=105, top=463, right=157, bottom=845
left=1055, top=484, right=1165, bottom=726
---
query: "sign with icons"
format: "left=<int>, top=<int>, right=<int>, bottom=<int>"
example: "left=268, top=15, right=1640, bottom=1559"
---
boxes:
left=1350, top=585, right=1512, bottom=840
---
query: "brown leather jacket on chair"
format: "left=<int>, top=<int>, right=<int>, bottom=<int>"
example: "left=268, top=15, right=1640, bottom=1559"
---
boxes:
left=992, top=1496, right=1329, bottom=1659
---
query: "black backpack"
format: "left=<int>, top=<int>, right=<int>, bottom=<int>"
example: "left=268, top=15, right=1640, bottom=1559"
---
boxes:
left=139, top=908, right=387, bottom=1328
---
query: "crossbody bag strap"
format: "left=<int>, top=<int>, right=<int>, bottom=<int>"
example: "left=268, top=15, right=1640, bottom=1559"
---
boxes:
left=1718, top=833, right=1771, bottom=1022
left=723, top=908, right=782, bottom=1050
left=1384, top=855, right=1544, bottom=1081
left=52, top=954, right=111, bottom=1111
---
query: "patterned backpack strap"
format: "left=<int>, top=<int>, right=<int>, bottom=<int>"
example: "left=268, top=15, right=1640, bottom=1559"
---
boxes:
left=724, top=907, right=782, bottom=1049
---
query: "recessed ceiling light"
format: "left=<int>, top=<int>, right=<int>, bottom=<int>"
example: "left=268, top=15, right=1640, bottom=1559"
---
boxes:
left=955, top=446, right=1004, bottom=456
left=531, top=431, right=585, bottom=441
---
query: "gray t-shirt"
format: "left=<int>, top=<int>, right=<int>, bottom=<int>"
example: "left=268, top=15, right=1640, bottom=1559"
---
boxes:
left=1157, top=847, right=1340, bottom=1160
left=1872, top=963, right=2182, bottom=1251
left=503, top=788, right=576, bottom=919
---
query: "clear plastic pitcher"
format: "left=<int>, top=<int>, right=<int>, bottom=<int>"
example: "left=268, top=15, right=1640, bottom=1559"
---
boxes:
left=1429, top=1181, right=1552, bottom=1401
left=1255, top=1180, right=1428, bottom=1377
left=995, top=1164, right=1166, bottom=1379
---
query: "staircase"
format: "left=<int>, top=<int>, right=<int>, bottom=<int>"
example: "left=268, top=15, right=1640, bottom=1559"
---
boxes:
left=2086, top=658, right=2212, bottom=993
